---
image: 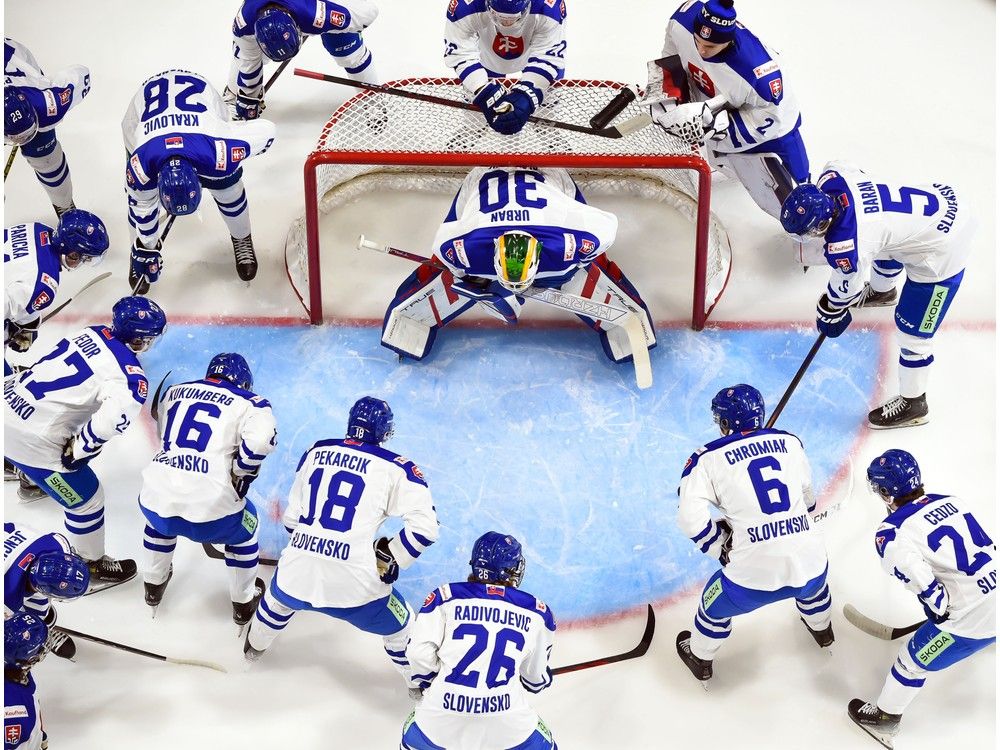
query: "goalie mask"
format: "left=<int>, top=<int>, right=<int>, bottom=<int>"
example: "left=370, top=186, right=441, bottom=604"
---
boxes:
left=494, top=231, right=541, bottom=293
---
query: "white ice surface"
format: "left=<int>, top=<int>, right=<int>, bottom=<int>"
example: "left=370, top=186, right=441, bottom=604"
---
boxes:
left=3, top=1, right=996, bottom=749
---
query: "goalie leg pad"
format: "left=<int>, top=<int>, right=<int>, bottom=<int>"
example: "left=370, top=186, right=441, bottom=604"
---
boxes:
left=381, top=264, right=476, bottom=360
left=561, top=255, right=656, bottom=363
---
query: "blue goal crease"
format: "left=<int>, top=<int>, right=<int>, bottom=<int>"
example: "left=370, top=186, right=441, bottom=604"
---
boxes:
left=140, top=325, right=880, bottom=622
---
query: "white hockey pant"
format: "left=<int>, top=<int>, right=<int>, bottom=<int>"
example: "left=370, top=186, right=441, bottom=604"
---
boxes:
left=23, top=133, right=74, bottom=211
left=560, top=258, right=656, bottom=363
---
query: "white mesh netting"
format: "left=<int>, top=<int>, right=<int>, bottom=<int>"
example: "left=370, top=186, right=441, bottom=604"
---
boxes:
left=285, top=77, right=732, bottom=328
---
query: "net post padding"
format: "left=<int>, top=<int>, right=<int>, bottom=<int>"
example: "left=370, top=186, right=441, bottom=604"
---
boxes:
left=287, top=77, right=732, bottom=329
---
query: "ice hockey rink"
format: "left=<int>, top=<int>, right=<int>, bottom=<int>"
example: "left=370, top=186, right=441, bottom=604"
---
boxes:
left=3, top=1, right=995, bottom=748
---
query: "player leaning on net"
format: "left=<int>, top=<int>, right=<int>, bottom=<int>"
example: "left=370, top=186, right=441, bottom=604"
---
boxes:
left=849, top=450, right=995, bottom=748
left=138, top=353, right=277, bottom=627
left=445, top=0, right=566, bottom=135
left=3, top=296, right=167, bottom=588
left=402, top=531, right=556, bottom=750
left=4, top=211, right=109, bottom=376
left=244, top=397, right=439, bottom=681
left=675, top=385, right=833, bottom=684
left=780, top=163, right=974, bottom=430
left=226, top=0, right=380, bottom=119
left=4, top=611, right=51, bottom=750
left=121, top=69, right=277, bottom=293
left=382, top=167, right=655, bottom=365
left=4, top=37, right=91, bottom=218
left=652, top=1, right=808, bottom=223
left=5, top=520, right=91, bottom=661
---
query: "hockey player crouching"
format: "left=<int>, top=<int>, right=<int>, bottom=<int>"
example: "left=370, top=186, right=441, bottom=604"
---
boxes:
left=402, top=532, right=557, bottom=750
left=381, top=166, right=656, bottom=366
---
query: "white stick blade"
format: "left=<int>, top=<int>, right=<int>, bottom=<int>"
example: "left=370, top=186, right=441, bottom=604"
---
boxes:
left=623, top=315, right=653, bottom=389
left=843, top=604, right=894, bottom=640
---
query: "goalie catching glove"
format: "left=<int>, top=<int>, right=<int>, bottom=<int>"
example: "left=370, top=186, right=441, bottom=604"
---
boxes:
left=651, top=100, right=730, bottom=146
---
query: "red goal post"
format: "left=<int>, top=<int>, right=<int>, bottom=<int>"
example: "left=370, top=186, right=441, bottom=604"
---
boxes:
left=287, top=77, right=732, bottom=329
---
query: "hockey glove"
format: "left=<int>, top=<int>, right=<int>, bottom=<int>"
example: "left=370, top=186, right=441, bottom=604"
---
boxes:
left=473, top=82, right=507, bottom=129
left=235, top=92, right=263, bottom=121
left=232, top=470, right=258, bottom=500
left=816, top=294, right=852, bottom=338
left=374, top=536, right=400, bottom=584
left=918, top=580, right=950, bottom=624
left=717, top=519, right=734, bottom=566
left=60, top=437, right=92, bottom=472
left=452, top=279, right=522, bottom=324
left=130, top=240, right=163, bottom=294
left=492, top=85, right=539, bottom=136
left=8, top=319, right=39, bottom=353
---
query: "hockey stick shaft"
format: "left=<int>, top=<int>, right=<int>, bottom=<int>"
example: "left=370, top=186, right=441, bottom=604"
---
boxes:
left=263, top=59, right=291, bottom=93
left=201, top=542, right=279, bottom=566
left=53, top=626, right=227, bottom=672
left=552, top=604, right=655, bottom=675
left=39, top=271, right=113, bottom=324
left=294, top=69, right=625, bottom=139
left=843, top=604, right=924, bottom=640
left=765, top=333, right=826, bottom=428
left=4, top=145, right=18, bottom=181
left=149, top=370, right=171, bottom=421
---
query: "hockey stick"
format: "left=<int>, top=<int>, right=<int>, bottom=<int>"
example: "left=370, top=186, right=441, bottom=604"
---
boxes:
left=4, top=145, right=18, bottom=181
left=358, top=235, right=653, bottom=388
left=294, top=69, right=642, bottom=139
left=552, top=604, right=655, bottom=675
left=53, top=626, right=227, bottom=672
left=842, top=604, right=923, bottom=641
left=201, top=542, right=278, bottom=566
left=38, top=271, right=113, bottom=324
left=765, top=333, right=827, bottom=429
left=149, top=370, right=171, bottom=421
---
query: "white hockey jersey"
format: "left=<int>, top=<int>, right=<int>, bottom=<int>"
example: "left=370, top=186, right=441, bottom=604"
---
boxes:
left=139, top=378, right=277, bottom=523
left=678, top=427, right=827, bottom=591
left=876, top=494, right=996, bottom=640
left=4, top=326, right=148, bottom=471
left=408, top=581, right=555, bottom=749
left=274, top=438, right=439, bottom=608
left=815, top=161, right=974, bottom=309
left=4, top=37, right=90, bottom=134
left=433, top=167, right=618, bottom=288
left=661, top=1, right=800, bottom=154
left=444, top=0, right=566, bottom=99
left=4, top=223, right=62, bottom=338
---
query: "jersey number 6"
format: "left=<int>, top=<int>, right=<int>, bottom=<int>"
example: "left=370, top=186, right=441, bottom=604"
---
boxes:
left=747, top=456, right=791, bottom=515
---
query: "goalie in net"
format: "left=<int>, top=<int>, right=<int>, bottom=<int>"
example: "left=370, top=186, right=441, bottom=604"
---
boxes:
left=381, top=166, right=656, bottom=365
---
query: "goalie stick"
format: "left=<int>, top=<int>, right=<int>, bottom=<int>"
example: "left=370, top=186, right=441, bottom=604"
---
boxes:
left=551, top=604, right=655, bottom=675
left=357, top=235, right=653, bottom=389
left=294, top=69, right=651, bottom=139
left=53, top=626, right=227, bottom=672
left=843, top=604, right=924, bottom=641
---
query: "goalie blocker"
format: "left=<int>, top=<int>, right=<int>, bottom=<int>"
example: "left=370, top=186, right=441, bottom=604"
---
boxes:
left=381, top=254, right=655, bottom=364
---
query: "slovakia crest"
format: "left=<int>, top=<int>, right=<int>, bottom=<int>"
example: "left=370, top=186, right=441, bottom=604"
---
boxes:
left=230, top=146, right=247, bottom=162
left=687, top=62, right=716, bottom=97
left=835, top=257, right=854, bottom=273
left=137, top=379, right=148, bottom=398
left=423, top=591, right=436, bottom=607
left=410, top=464, right=425, bottom=480
left=769, top=77, right=783, bottom=99
left=493, top=34, right=525, bottom=60
left=448, top=0, right=458, bottom=16
left=6, top=725, right=21, bottom=744
left=535, top=599, right=547, bottom=613
left=32, top=291, right=51, bottom=311
left=330, top=10, right=347, bottom=28
left=59, top=88, right=72, bottom=106
left=581, top=239, right=595, bottom=254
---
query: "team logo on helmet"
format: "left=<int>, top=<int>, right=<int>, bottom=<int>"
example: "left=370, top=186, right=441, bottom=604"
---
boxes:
left=796, top=206, right=806, bottom=215
left=699, top=26, right=712, bottom=38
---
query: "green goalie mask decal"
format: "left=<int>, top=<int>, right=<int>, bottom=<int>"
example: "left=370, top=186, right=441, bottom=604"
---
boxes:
left=494, top=231, right=542, bottom=293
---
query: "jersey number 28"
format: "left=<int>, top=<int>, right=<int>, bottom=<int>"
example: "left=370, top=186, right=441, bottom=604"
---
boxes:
left=140, top=73, right=208, bottom=122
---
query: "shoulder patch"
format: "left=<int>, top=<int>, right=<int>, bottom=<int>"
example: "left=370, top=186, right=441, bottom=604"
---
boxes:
left=486, top=584, right=506, bottom=597
left=754, top=60, right=779, bottom=79
left=423, top=590, right=436, bottom=608
left=535, top=598, right=547, bottom=613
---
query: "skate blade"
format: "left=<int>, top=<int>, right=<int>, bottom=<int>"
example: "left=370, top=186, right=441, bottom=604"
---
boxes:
left=149, top=605, right=159, bottom=620
left=236, top=622, right=249, bottom=638
left=857, top=724, right=895, bottom=749
left=868, top=416, right=929, bottom=431
left=83, top=577, right=135, bottom=596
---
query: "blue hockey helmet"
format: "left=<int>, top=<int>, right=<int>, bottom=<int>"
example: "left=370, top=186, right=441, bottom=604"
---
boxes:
left=158, top=157, right=201, bottom=217
left=711, top=384, right=765, bottom=434
left=867, top=449, right=923, bottom=506
left=255, top=7, right=302, bottom=62
left=486, top=0, right=530, bottom=29
left=206, top=352, right=253, bottom=391
left=4, top=86, right=38, bottom=146
left=53, top=209, right=110, bottom=269
left=111, top=295, right=167, bottom=352
left=4, top=612, right=48, bottom=667
left=470, top=531, right=526, bottom=588
left=780, top=184, right=836, bottom=237
left=347, top=396, right=394, bottom=444
left=28, top=551, right=90, bottom=599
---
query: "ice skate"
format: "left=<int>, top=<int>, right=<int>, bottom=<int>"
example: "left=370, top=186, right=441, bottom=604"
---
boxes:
left=800, top=618, right=834, bottom=648
left=44, top=629, right=76, bottom=661
left=53, top=201, right=76, bottom=219
left=5, top=459, right=19, bottom=481
left=144, top=566, right=173, bottom=618
left=868, top=394, right=928, bottom=430
left=857, top=284, right=898, bottom=308
left=231, top=234, right=258, bottom=281
left=243, top=630, right=265, bottom=663
left=233, top=577, right=265, bottom=635
left=676, top=630, right=712, bottom=686
left=848, top=699, right=901, bottom=749
left=85, top=556, right=138, bottom=594
left=16, top=471, right=46, bottom=503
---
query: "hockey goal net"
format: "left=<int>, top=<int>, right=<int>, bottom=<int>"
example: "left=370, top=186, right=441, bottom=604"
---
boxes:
left=286, top=77, right=731, bottom=330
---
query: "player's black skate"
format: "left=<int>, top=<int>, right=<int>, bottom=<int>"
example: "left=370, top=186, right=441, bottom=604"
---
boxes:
left=242, top=630, right=265, bottom=662
left=868, top=394, right=928, bottom=430
left=231, top=235, right=258, bottom=281
left=676, top=630, right=713, bottom=682
left=5, top=459, right=19, bottom=481
left=144, top=566, right=173, bottom=618
left=44, top=628, right=77, bottom=661
left=85, top=556, right=138, bottom=594
left=53, top=201, right=76, bottom=219
left=857, top=284, right=898, bottom=308
left=233, top=577, right=265, bottom=632
left=848, top=699, right=901, bottom=749
left=16, top=471, right=46, bottom=502
left=800, top=618, right=835, bottom=648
